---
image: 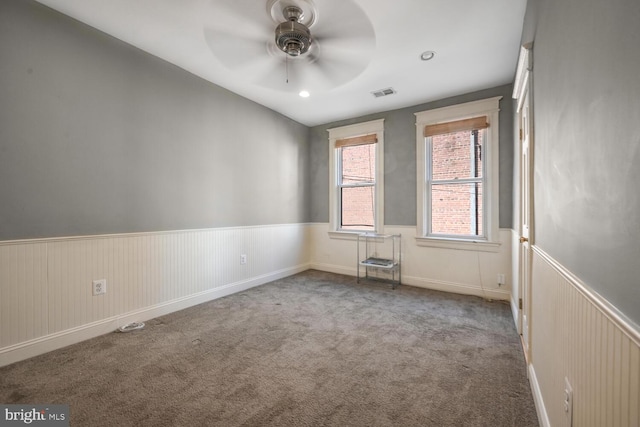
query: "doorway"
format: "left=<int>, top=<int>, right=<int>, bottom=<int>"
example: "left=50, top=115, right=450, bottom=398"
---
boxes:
left=513, top=44, right=533, bottom=362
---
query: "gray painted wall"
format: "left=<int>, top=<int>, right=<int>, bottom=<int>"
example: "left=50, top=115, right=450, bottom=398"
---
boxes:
left=0, top=0, right=310, bottom=240
left=522, top=0, right=640, bottom=324
left=309, top=85, right=515, bottom=227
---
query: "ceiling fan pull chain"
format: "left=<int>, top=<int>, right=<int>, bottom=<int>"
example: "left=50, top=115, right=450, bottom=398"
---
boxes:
left=286, top=55, right=289, bottom=84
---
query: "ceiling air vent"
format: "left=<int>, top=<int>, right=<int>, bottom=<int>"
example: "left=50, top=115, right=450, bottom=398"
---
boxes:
left=371, top=87, right=396, bottom=98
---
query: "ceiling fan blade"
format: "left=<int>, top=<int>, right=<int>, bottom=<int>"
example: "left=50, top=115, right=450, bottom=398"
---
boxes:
left=312, top=37, right=374, bottom=64
left=295, top=0, right=376, bottom=89
left=203, top=28, right=271, bottom=70
left=253, top=57, right=290, bottom=90
left=266, top=45, right=372, bottom=92
left=202, top=0, right=272, bottom=32
left=304, top=59, right=361, bottom=89
left=311, top=0, right=376, bottom=43
left=301, top=37, right=374, bottom=89
left=250, top=55, right=321, bottom=92
left=256, top=57, right=339, bottom=92
left=311, top=15, right=376, bottom=62
left=202, top=0, right=276, bottom=72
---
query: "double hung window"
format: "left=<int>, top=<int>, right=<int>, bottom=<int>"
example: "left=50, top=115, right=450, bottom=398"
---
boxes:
left=329, top=119, right=384, bottom=235
left=427, top=117, right=487, bottom=237
left=415, top=97, right=501, bottom=250
left=337, top=136, right=377, bottom=231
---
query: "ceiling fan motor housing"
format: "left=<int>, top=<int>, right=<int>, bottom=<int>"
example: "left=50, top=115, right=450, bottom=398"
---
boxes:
left=275, top=7, right=312, bottom=56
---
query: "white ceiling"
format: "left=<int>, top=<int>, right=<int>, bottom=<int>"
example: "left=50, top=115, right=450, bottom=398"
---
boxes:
left=34, top=0, right=527, bottom=127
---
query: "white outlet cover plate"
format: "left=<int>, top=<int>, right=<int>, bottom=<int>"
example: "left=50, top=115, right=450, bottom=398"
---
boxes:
left=92, top=279, right=107, bottom=295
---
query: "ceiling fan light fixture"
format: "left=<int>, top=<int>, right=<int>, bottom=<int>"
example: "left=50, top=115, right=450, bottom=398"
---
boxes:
left=284, top=40, right=304, bottom=56
left=275, top=6, right=312, bottom=57
left=299, top=90, right=310, bottom=98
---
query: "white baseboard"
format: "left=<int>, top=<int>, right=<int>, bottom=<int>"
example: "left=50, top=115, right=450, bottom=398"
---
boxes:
left=528, top=364, right=550, bottom=427
left=0, top=264, right=310, bottom=368
left=309, top=262, right=510, bottom=301
left=309, top=262, right=356, bottom=277
left=403, top=274, right=511, bottom=301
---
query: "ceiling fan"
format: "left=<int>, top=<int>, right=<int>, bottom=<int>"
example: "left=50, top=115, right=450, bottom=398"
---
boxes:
left=203, top=0, right=376, bottom=93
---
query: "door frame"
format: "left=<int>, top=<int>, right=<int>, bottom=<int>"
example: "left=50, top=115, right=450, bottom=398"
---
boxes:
left=513, top=43, right=534, bottom=361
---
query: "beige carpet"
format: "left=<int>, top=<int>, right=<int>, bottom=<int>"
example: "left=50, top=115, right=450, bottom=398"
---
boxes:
left=0, top=270, right=538, bottom=426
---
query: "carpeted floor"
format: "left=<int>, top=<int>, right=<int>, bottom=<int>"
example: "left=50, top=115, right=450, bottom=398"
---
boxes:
left=0, top=270, right=538, bottom=426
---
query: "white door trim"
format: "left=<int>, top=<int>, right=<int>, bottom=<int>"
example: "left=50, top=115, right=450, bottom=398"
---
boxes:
left=513, top=43, right=534, bottom=360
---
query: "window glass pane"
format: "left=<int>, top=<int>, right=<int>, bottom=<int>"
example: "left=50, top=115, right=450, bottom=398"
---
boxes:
left=431, top=130, right=483, bottom=180
left=341, top=186, right=375, bottom=230
left=431, top=183, right=483, bottom=236
left=341, top=144, right=376, bottom=184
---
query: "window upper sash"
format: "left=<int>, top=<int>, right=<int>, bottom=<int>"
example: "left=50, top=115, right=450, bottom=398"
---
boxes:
left=423, top=116, right=488, bottom=137
left=335, top=133, right=378, bottom=148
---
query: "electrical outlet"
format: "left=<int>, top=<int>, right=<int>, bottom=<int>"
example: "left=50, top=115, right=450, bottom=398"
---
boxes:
left=92, top=279, right=107, bottom=296
left=240, top=254, right=247, bottom=265
left=497, top=273, right=505, bottom=286
left=564, top=377, right=573, bottom=426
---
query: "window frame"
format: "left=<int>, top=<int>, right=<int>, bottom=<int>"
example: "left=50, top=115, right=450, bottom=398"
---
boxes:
left=428, top=128, right=486, bottom=238
left=415, top=97, right=502, bottom=251
left=328, top=119, right=384, bottom=238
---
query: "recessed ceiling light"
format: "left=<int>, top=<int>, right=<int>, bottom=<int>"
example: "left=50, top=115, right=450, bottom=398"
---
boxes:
left=299, top=90, right=310, bottom=98
left=420, top=51, right=436, bottom=61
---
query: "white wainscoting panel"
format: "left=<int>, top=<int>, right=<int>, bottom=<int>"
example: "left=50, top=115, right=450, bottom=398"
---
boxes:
left=308, top=224, right=512, bottom=301
left=0, top=224, right=310, bottom=367
left=0, top=243, right=48, bottom=349
left=530, top=247, right=639, bottom=427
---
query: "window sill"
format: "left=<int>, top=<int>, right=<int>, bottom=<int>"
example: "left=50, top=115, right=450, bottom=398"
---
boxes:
left=328, top=231, right=369, bottom=241
left=415, top=236, right=501, bottom=252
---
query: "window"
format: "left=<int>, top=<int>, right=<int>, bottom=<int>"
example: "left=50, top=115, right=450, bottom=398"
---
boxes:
left=329, top=119, right=384, bottom=235
left=429, top=119, right=487, bottom=237
left=338, top=141, right=376, bottom=230
left=415, top=97, right=501, bottom=250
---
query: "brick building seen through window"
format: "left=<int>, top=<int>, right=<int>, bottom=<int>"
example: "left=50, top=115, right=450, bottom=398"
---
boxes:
left=339, top=130, right=483, bottom=235
left=431, top=129, right=484, bottom=236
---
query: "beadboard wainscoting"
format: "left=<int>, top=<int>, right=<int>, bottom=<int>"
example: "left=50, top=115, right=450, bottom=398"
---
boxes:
left=529, top=247, right=640, bottom=427
left=0, top=224, right=311, bottom=367
left=308, top=224, right=512, bottom=301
